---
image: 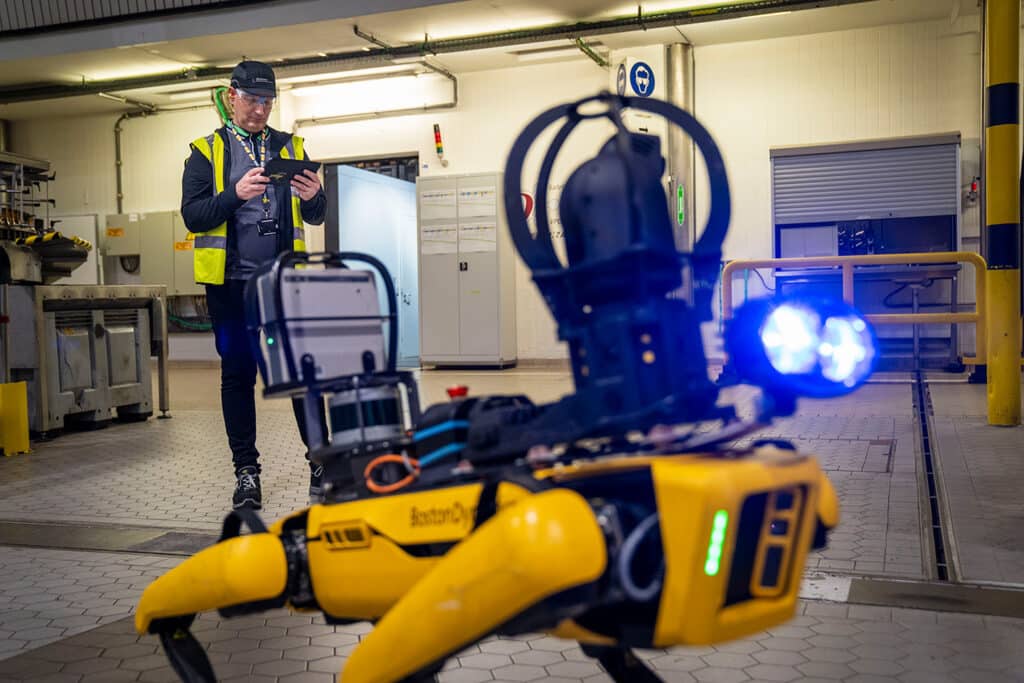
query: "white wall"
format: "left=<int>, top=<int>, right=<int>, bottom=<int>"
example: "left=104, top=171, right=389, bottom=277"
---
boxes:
left=282, top=58, right=617, bottom=359
left=10, top=15, right=988, bottom=359
left=11, top=107, right=232, bottom=219
left=692, top=16, right=983, bottom=352
left=693, top=17, right=982, bottom=272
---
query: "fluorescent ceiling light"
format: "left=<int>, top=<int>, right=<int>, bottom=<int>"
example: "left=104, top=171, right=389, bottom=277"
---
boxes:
left=392, top=54, right=431, bottom=64
left=166, top=89, right=214, bottom=101
left=516, top=46, right=590, bottom=63
left=607, top=0, right=725, bottom=12
left=735, top=10, right=792, bottom=19
left=286, top=68, right=421, bottom=93
left=279, top=64, right=411, bottom=84
left=290, top=74, right=424, bottom=98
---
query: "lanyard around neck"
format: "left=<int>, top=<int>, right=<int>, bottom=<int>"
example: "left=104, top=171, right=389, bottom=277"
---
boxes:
left=228, top=126, right=271, bottom=213
left=229, top=125, right=267, bottom=167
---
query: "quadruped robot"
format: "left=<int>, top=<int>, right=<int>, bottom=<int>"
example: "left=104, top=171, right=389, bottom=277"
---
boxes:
left=136, top=93, right=876, bottom=683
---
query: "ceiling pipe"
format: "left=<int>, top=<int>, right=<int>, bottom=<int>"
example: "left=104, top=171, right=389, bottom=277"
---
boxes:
left=0, top=0, right=873, bottom=104
left=99, top=91, right=157, bottom=112
left=574, top=37, right=610, bottom=68
left=353, top=25, right=394, bottom=51
left=114, top=109, right=155, bottom=214
left=111, top=96, right=213, bottom=213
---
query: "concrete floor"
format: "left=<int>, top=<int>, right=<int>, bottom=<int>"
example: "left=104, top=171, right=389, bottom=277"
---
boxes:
left=0, top=365, right=1022, bottom=682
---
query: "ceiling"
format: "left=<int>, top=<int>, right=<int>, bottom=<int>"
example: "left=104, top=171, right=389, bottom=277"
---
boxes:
left=0, top=0, right=972, bottom=120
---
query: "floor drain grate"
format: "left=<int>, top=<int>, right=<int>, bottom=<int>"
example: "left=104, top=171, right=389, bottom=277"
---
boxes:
left=913, top=370, right=950, bottom=581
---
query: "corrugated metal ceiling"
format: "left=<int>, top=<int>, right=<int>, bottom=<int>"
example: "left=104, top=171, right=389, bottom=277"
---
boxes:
left=0, top=0, right=274, bottom=35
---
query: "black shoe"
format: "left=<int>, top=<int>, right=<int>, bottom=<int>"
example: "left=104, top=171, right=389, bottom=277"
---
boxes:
left=233, top=467, right=262, bottom=509
left=309, top=463, right=324, bottom=505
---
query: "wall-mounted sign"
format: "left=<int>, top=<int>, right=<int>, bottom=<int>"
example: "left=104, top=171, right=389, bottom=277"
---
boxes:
left=629, top=61, right=655, bottom=97
left=616, top=63, right=627, bottom=95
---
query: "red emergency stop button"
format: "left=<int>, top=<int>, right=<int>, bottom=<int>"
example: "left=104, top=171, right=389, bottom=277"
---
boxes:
left=446, top=385, right=469, bottom=399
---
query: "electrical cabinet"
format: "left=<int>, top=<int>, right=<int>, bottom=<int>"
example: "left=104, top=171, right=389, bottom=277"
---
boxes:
left=417, top=173, right=516, bottom=367
left=101, top=211, right=203, bottom=296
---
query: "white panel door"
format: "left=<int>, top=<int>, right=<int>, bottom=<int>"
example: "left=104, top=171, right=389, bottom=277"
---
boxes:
left=336, top=165, right=419, bottom=365
left=458, top=252, right=499, bottom=357
left=420, top=253, right=460, bottom=358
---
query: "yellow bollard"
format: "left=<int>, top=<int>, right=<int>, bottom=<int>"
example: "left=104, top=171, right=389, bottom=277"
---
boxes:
left=984, top=0, right=1021, bottom=426
left=0, top=381, right=31, bottom=455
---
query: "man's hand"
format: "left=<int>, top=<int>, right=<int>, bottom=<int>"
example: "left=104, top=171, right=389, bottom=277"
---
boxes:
left=291, top=169, right=322, bottom=201
left=236, top=167, right=269, bottom=201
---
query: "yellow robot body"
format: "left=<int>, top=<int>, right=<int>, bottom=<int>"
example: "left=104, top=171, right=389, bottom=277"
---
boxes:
left=303, top=481, right=532, bottom=620
left=136, top=446, right=839, bottom=682
left=649, top=449, right=831, bottom=645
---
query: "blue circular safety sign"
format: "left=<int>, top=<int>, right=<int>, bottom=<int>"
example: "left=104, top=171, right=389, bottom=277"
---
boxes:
left=616, top=63, right=627, bottom=95
left=629, top=61, right=655, bottom=97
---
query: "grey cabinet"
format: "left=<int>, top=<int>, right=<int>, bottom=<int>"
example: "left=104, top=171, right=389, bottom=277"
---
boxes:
left=102, top=211, right=203, bottom=296
left=417, top=173, right=516, bottom=367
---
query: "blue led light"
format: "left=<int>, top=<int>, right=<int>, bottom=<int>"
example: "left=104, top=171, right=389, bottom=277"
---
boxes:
left=727, top=296, right=878, bottom=398
left=819, top=315, right=874, bottom=386
left=760, top=304, right=820, bottom=375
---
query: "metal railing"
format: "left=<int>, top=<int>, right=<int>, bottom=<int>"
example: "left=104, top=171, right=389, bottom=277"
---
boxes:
left=720, top=252, right=988, bottom=363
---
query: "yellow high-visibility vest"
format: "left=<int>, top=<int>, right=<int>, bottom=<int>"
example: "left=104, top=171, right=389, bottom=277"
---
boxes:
left=189, top=131, right=308, bottom=285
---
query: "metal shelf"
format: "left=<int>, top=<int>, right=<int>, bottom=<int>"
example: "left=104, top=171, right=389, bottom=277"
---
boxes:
left=0, top=151, right=53, bottom=240
left=0, top=151, right=50, bottom=174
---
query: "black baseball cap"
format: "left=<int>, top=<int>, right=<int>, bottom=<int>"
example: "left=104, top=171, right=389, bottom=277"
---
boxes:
left=230, top=60, right=277, bottom=97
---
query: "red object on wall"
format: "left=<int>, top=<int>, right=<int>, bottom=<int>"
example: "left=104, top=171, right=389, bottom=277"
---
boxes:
left=446, top=385, right=469, bottom=399
left=521, top=193, right=534, bottom=220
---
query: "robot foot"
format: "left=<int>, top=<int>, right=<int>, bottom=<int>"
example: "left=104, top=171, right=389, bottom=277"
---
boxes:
left=582, top=645, right=663, bottom=683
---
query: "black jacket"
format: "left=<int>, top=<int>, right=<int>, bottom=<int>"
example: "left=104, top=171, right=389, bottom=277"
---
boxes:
left=180, top=126, right=327, bottom=255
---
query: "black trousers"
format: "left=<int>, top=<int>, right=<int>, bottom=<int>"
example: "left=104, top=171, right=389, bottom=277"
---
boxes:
left=206, top=280, right=325, bottom=474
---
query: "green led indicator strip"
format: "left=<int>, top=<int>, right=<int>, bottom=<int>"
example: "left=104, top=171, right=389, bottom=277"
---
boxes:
left=677, top=184, right=685, bottom=226
left=704, top=509, right=729, bottom=576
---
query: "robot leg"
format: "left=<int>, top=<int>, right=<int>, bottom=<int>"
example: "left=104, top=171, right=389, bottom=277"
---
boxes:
left=340, top=488, right=608, bottom=683
left=135, top=510, right=293, bottom=683
left=134, top=532, right=288, bottom=636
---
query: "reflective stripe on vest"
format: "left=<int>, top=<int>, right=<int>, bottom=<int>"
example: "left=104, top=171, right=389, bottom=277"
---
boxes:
left=279, top=135, right=307, bottom=253
left=190, top=133, right=228, bottom=285
left=189, top=130, right=309, bottom=284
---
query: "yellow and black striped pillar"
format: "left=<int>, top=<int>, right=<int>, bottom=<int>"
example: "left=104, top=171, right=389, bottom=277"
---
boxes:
left=984, top=0, right=1021, bottom=426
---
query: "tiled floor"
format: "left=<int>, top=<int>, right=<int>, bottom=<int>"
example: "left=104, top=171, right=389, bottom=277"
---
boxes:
left=0, top=367, right=1021, bottom=682
left=1, top=588, right=1023, bottom=682
left=927, top=383, right=1024, bottom=585
left=741, top=385, right=924, bottom=579
left=0, top=548, right=180, bottom=659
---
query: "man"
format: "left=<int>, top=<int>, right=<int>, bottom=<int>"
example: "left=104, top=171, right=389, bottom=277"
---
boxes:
left=181, top=60, right=327, bottom=509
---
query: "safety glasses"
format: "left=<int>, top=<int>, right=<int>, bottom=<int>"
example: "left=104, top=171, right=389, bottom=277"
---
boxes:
left=236, top=89, right=275, bottom=108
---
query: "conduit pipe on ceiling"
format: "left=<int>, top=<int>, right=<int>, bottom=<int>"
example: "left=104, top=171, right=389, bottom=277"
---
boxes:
left=0, top=0, right=874, bottom=104
left=110, top=93, right=158, bottom=215
left=111, top=95, right=213, bottom=213
left=574, top=37, right=610, bottom=68
left=292, top=60, right=458, bottom=129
